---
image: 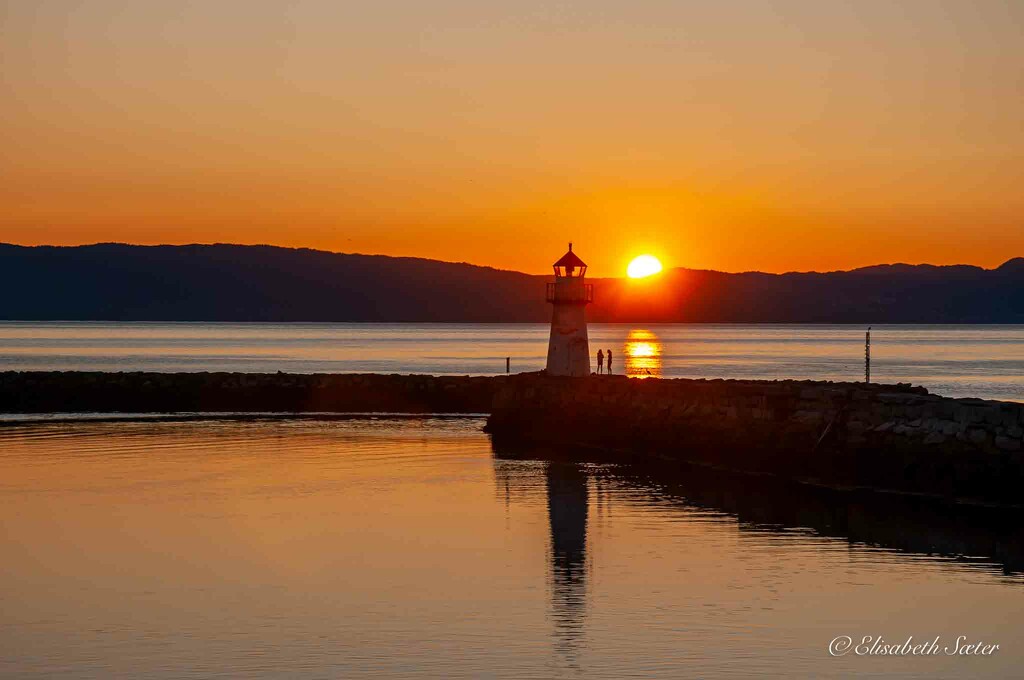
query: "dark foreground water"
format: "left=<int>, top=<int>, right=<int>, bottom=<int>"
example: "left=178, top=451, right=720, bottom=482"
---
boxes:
left=1, top=322, right=1023, bottom=401
left=1, top=417, right=1022, bottom=678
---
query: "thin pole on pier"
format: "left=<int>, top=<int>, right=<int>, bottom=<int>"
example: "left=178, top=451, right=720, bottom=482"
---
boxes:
left=865, top=327, right=871, bottom=384
left=506, top=357, right=510, bottom=374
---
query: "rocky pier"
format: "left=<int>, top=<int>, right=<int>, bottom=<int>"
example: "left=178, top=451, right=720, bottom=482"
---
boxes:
left=0, top=372, right=501, bottom=415
left=485, top=374, right=1024, bottom=506
left=3, top=370, right=1023, bottom=504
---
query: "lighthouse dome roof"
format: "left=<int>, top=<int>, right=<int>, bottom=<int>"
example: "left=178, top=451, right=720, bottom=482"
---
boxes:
left=553, top=243, right=587, bottom=268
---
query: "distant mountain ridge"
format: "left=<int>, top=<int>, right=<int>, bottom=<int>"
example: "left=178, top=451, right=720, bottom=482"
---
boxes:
left=1, top=243, right=1022, bottom=323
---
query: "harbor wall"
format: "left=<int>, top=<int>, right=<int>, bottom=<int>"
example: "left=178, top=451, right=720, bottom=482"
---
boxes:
left=0, top=372, right=501, bottom=414
left=3, top=370, right=1023, bottom=504
left=485, top=375, right=1024, bottom=505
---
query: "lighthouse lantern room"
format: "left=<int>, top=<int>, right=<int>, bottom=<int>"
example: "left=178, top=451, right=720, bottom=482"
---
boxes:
left=545, top=243, right=593, bottom=376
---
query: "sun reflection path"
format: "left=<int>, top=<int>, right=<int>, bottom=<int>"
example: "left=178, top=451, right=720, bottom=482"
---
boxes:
left=624, top=329, right=663, bottom=379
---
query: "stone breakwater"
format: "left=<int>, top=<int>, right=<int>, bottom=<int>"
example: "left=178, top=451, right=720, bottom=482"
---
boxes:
left=0, top=372, right=501, bottom=415
left=3, top=371, right=1023, bottom=504
left=485, top=375, right=1024, bottom=505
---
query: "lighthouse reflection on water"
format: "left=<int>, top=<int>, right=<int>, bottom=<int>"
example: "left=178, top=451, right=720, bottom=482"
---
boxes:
left=546, top=462, right=589, bottom=664
left=492, top=457, right=599, bottom=667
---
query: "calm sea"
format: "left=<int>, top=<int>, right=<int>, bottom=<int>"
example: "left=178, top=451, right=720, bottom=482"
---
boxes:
left=0, top=418, right=1021, bottom=679
left=0, top=322, right=1022, bottom=401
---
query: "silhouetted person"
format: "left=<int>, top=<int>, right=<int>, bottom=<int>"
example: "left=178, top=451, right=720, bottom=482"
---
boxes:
left=606, top=349, right=612, bottom=374
left=596, top=349, right=604, bottom=374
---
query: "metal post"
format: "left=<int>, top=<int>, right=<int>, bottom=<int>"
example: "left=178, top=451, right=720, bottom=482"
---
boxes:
left=865, top=327, right=871, bottom=384
left=506, top=356, right=510, bottom=374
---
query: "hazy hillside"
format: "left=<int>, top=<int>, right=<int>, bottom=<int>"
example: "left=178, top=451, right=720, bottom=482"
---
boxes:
left=592, top=260, right=1024, bottom=323
left=2, top=243, right=1022, bottom=323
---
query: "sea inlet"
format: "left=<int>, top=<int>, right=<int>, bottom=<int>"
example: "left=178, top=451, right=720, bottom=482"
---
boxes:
left=1, top=416, right=1022, bottom=679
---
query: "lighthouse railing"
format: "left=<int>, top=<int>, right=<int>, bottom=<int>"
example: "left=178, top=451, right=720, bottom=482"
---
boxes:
left=546, top=282, right=593, bottom=304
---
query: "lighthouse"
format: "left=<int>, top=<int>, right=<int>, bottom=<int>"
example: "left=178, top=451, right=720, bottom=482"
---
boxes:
left=545, top=243, right=593, bottom=376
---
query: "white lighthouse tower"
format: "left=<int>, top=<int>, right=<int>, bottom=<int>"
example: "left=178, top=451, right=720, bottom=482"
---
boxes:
left=545, top=243, right=593, bottom=376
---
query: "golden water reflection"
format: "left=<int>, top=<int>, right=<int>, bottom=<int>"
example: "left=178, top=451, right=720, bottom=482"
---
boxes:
left=3, top=420, right=1024, bottom=678
left=624, top=329, right=662, bottom=378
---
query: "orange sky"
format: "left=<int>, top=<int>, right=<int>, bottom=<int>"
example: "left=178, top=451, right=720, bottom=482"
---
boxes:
left=2, top=1, right=1022, bottom=275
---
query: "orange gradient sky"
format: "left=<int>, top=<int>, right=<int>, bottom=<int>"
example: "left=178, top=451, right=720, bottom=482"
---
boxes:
left=2, top=1, right=1022, bottom=275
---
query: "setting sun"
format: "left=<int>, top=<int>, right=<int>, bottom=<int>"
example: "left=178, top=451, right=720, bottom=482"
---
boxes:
left=627, top=255, right=663, bottom=279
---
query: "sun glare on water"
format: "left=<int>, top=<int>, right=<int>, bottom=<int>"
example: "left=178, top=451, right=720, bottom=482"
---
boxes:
left=627, top=255, right=663, bottom=278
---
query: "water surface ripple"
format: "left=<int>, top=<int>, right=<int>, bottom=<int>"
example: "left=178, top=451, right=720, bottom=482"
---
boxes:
left=1, top=418, right=1022, bottom=678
